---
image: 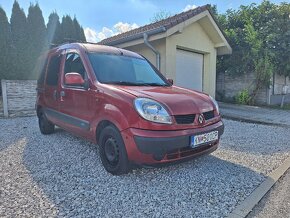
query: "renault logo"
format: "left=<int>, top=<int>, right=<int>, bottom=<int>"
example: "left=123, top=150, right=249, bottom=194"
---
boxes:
left=198, top=114, right=204, bottom=124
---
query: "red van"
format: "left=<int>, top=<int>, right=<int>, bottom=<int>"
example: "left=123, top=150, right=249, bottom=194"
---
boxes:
left=36, top=43, right=224, bottom=175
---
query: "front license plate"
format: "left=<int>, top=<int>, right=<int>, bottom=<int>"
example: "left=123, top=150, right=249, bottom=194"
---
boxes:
left=190, top=131, right=218, bottom=148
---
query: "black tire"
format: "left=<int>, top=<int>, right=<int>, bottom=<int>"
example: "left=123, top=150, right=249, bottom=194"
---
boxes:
left=99, top=125, right=131, bottom=175
left=38, top=110, right=55, bottom=135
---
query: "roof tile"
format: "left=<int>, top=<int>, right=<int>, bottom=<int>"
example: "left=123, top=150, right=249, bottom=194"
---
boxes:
left=99, top=5, right=209, bottom=45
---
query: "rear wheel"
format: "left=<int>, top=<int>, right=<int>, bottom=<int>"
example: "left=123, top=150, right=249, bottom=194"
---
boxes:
left=38, top=110, right=55, bottom=135
left=99, top=125, right=130, bottom=175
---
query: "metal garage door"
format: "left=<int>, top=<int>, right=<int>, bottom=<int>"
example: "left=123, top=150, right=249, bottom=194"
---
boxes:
left=176, top=49, right=204, bottom=91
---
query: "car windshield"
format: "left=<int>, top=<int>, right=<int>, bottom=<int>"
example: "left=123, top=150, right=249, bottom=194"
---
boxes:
left=88, top=53, right=169, bottom=86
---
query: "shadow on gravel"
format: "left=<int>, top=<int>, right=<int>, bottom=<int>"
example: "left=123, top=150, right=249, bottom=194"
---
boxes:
left=0, top=137, right=25, bottom=151
left=0, top=120, right=32, bottom=151
left=22, top=129, right=264, bottom=217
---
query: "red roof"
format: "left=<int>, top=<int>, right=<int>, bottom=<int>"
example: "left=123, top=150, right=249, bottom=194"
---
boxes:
left=99, top=5, right=210, bottom=46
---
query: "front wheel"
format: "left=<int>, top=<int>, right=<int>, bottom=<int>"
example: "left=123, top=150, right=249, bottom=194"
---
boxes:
left=99, top=125, right=131, bottom=175
left=38, top=110, right=55, bottom=135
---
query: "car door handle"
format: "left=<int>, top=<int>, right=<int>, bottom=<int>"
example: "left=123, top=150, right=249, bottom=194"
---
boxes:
left=60, top=91, right=65, bottom=97
left=53, top=90, right=58, bottom=100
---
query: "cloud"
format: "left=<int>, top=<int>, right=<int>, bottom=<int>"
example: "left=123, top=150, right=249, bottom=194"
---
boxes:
left=97, top=27, right=114, bottom=41
left=183, top=4, right=197, bottom=12
left=84, top=28, right=98, bottom=43
left=114, top=22, right=139, bottom=33
left=84, top=22, right=139, bottom=43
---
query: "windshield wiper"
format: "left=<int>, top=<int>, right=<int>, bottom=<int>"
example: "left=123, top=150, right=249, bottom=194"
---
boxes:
left=106, top=81, right=143, bottom=86
left=105, top=81, right=168, bottom=86
left=141, top=83, right=168, bottom=87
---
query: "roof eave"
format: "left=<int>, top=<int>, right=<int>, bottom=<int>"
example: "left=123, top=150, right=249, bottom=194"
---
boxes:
left=217, top=46, right=232, bottom=55
left=101, top=9, right=232, bottom=55
left=102, top=26, right=166, bottom=47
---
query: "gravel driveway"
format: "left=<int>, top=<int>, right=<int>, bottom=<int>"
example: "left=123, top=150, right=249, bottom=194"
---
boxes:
left=247, top=168, right=290, bottom=218
left=1, top=117, right=290, bottom=217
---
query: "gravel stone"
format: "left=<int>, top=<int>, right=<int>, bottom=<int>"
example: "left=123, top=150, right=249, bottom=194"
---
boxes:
left=0, top=117, right=289, bottom=217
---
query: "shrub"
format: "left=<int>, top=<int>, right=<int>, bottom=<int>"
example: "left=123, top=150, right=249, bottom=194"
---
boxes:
left=235, top=89, right=251, bottom=105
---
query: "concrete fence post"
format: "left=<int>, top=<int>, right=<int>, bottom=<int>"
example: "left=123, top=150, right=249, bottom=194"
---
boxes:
left=1, top=80, right=8, bottom=117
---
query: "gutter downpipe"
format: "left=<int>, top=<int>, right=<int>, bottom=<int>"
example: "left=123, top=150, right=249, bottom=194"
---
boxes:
left=105, top=26, right=166, bottom=71
left=143, top=32, right=162, bottom=71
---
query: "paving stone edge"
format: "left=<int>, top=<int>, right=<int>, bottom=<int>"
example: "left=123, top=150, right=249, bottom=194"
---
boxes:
left=226, top=155, right=290, bottom=218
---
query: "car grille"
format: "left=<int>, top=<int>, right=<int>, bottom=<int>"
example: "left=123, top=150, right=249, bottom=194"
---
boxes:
left=203, top=110, right=214, bottom=120
left=174, top=114, right=196, bottom=124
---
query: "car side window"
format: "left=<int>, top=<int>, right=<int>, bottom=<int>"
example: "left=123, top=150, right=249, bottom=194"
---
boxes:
left=64, top=53, right=87, bottom=82
left=36, top=56, right=48, bottom=85
left=46, top=54, right=61, bottom=86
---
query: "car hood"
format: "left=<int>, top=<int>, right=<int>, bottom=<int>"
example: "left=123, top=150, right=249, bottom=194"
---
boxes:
left=115, top=85, right=214, bottom=115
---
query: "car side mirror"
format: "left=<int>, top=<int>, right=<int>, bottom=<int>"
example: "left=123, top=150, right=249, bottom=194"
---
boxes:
left=167, top=79, right=173, bottom=85
left=65, top=72, right=85, bottom=86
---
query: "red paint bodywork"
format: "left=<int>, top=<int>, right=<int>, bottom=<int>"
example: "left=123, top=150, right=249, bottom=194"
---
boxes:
left=36, top=43, right=223, bottom=165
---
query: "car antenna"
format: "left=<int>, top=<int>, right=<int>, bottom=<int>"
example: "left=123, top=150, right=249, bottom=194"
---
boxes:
left=118, top=49, right=123, bottom=55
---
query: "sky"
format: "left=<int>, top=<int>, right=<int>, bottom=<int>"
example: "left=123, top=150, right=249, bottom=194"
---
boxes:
left=0, top=0, right=288, bottom=42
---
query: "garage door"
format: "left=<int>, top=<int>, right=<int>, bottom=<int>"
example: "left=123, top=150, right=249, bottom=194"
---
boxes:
left=176, top=49, right=204, bottom=91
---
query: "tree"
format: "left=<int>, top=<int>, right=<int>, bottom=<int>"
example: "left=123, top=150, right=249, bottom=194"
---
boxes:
left=0, top=7, right=13, bottom=80
left=269, top=3, right=290, bottom=77
left=10, top=0, right=29, bottom=79
left=27, top=3, right=46, bottom=79
left=208, top=4, right=218, bottom=17
left=73, top=17, right=86, bottom=42
left=59, top=15, right=86, bottom=43
left=150, top=10, right=171, bottom=23
left=216, top=1, right=290, bottom=103
left=47, top=12, right=62, bottom=45
left=60, top=15, right=75, bottom=42
left=79, top=27, right=86, bottom=42
left=243, top=20, right=273, bottom=100
left=0, top=1, right=86, bottom=81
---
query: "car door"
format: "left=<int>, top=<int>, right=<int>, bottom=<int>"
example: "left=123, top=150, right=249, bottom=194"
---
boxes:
left=43, top=52, right=64, bottom=125
left=58, top=50, right=96, bottom=136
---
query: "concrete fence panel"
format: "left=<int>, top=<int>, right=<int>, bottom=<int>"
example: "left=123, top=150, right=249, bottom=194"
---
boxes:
left=216, top=72, right=269, bottom=105
left=1, top=80, right=37, bottom=117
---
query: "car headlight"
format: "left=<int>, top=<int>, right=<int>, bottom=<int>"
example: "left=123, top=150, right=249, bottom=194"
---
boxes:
left=134, top=98, right=172, bottom=124
left=209, top=95, right=220, bottom=115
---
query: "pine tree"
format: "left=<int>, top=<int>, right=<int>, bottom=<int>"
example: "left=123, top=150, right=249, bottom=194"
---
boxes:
left=73, top=17, right=86, bottom=42
left=0, top=7, right=13, bottom=80
left=1, top=1, right=87, bottom=81
left=10, top=0, right=29, bottom=79
left=73, top=17, right=81, bottom=40
left=61, top=15, right=75, bottom=42
left=47, top=12, right=61, bottom=45
left=80, top=27, right=86, bottom=42
left=27, top=3, right=46, bottom=79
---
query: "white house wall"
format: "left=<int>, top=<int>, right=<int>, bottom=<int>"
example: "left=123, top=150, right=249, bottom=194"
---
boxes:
left=166, top=21, right=217, bottom=97
left=125, top=38, right=167, bottom=75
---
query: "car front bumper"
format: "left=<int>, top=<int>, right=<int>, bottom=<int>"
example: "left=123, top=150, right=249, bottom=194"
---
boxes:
left=121, top=120, right=224, bottom=164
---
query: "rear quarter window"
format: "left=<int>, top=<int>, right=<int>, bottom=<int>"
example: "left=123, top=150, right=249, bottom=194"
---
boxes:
left=46, top=54, right=62, bottom=86
left=36, top=56, right=48, bottom=85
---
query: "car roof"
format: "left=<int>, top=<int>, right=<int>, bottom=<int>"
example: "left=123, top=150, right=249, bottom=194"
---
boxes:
left=48, top=42, right=143, bottom=59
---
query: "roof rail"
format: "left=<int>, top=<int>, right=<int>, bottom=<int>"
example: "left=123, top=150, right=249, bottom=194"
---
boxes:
left=49, top=38, right=89, bottom=49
